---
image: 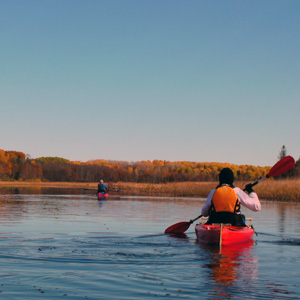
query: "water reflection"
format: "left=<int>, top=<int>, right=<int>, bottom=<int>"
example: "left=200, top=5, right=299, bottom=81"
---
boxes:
left=197, top=241, right=258, bottom=298
left=258, top=201, right=300, bottom=237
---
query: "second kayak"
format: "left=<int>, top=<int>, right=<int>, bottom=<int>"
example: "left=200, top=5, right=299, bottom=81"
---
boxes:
left=97, top=192, right=108, bottom=200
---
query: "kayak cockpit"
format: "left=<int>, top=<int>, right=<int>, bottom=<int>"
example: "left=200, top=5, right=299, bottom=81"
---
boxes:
left=195, top=217, right=255, bottom=246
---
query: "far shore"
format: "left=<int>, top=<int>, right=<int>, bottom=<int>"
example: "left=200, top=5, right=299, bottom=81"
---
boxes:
left=0, top=179, right=300, bottom=201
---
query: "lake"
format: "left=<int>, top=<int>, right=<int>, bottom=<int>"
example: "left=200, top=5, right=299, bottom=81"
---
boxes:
left=0, top=188, right=299, bottom=299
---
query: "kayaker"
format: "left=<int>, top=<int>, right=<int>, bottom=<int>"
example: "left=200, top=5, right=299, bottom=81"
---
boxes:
left=97, top=179, right=109, bottom=195
left=201, top=168, right=261, bottom=226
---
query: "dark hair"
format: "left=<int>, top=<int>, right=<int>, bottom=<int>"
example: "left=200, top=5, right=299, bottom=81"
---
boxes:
left=217, top=168, right=234, bottom=188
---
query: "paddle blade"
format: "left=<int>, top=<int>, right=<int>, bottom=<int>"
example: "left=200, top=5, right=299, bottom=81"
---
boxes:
left=165, top=221, right=191, bottom=234
left=268, top=155, right=295, bottom=178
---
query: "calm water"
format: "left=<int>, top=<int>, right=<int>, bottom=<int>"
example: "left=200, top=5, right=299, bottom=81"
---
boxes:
left=0, top=189, right=299, bottom=299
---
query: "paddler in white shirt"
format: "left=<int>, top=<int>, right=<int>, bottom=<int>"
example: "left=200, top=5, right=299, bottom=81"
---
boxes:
left=201, top=168, right=261, bottom=226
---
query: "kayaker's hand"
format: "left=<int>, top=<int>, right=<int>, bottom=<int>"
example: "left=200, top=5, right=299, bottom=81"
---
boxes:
left=244, top=183, right=254, bottom=194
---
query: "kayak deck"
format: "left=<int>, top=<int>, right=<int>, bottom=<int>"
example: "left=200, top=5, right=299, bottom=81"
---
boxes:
left=195, top=218, right=255, bottom=246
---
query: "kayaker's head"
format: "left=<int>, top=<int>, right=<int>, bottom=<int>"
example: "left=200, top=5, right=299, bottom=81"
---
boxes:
left=100, top=179, right=104, bottom=184
left=219, top=168, right=234, bottom=186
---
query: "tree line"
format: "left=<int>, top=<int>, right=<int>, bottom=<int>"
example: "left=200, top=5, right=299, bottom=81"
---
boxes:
left=1, top=148, right=299, bottom=183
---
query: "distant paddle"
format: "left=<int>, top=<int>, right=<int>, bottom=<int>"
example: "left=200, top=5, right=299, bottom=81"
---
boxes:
left=165, top=155, right=296, bottom=234
left=83, top=188, right=121, bottom=192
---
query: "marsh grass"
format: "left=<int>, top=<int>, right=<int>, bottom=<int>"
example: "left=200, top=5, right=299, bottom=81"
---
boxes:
left=0, top=179, right=299, bottom=201
left=114, top=180, right=300, bottom=201
left=252, top=179, right=300, bottom=201
left=113, top=181, right=216, bottom=197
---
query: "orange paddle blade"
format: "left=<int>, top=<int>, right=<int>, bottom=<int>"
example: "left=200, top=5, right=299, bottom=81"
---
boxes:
left=268, top=155, right=295, bottom=178
left=165, top=221, right=191, bottom=234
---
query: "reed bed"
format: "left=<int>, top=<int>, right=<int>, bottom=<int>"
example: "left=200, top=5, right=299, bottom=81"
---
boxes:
left=114, top=180, right=300, bottom=201
left=250, top=179, right=300, bottom=201
left=113, top=181, right=216, bottom=197
left=0, top=179, right=300, bottom=201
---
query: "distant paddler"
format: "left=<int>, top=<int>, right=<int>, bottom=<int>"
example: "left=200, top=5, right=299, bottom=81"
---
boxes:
left=97, top=179, right=109, bottom=200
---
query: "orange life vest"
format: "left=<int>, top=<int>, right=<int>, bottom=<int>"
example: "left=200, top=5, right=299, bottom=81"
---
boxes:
left=210, top=186, right=240, bottom=213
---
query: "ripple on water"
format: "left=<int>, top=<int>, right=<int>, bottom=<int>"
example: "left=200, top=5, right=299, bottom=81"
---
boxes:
left=0, top=194, right=299, bottom=299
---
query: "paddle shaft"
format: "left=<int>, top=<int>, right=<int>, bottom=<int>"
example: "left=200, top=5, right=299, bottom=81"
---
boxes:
left=84, top=188, right=120, bottom=192
left=190, top=215, right=202, bottom=224
left=247, top=175, right=268, bottom=189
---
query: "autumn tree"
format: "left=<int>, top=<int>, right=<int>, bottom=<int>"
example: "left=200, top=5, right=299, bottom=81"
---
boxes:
left=1, top=148, right=298, bottom=183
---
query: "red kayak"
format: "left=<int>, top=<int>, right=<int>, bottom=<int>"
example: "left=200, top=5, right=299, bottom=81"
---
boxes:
left=97, top=192, right=108, bottom=200
left=195, top=218, right=255, bottom=246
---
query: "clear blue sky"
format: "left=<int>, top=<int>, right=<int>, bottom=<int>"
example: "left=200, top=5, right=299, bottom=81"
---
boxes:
left=1, top=0, right=299, bottom=166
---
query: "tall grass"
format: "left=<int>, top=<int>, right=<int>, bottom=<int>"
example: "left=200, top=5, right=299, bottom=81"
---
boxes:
left=114, top=179, right=300, bottom=201
left=251, top=179, right=300, bottom=201
left=113, top=181, right=216, bottom=197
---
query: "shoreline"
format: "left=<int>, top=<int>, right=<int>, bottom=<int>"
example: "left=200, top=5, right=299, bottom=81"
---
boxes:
left=0, top=180, right=299, bottom=201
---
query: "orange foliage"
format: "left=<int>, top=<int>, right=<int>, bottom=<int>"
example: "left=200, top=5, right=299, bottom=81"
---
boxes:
left=0, top=149, right=299, bottom=183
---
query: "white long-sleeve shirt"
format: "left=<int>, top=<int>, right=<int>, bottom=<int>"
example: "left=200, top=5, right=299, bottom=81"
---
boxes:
left=201, top=185, right=261, bottom=217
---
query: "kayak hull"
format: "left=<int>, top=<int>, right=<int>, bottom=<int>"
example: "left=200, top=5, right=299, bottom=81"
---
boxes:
left=195, top=224, right=255, bottom=245
left=97, top=192, right=108, bottom=200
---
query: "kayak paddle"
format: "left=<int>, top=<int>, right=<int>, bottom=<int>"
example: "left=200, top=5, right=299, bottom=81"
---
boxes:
left=165, top=155, right=295, bottom=234
left=164, top=215, right=202, bottom=234
left=245, top=155, right=295, bottom=190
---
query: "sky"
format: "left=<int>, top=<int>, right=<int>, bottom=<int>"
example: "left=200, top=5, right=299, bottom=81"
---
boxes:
left=1, top=0, right=299, bottom=167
